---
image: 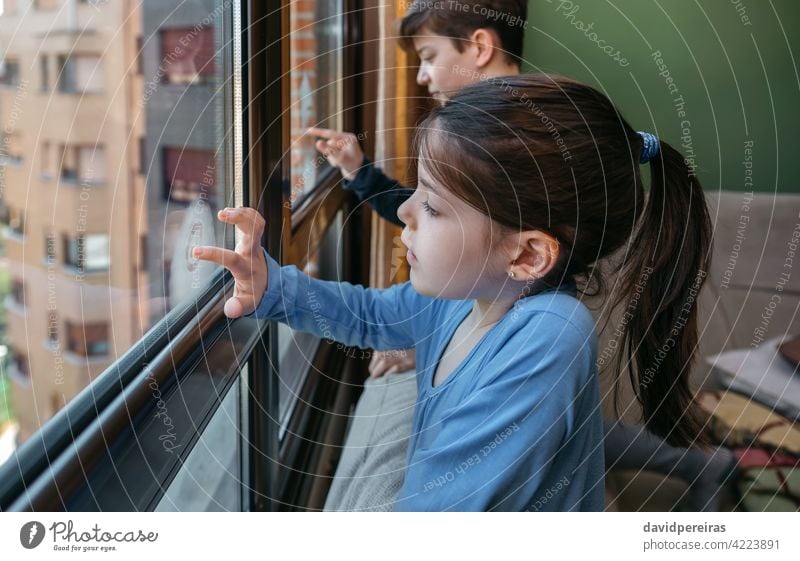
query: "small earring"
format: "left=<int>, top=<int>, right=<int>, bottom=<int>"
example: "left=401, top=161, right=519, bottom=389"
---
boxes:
left=508, top=271, right=515, bottom=279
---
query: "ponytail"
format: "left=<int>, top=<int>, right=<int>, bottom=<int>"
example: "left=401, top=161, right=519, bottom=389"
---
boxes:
left=610, top=138, right=713, bottom=448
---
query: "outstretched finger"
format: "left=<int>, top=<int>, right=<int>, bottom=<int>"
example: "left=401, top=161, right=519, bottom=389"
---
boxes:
left=307, top=127, right=341, bottom=140
left=315, top=138, right=335, bottom=155
left=216, top=207, right=264, bottom=251
left=193, top=245, right=248, bottom=277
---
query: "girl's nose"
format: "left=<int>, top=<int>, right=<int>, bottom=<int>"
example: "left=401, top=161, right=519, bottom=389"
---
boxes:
left=397, top=196, right=413, bottom=227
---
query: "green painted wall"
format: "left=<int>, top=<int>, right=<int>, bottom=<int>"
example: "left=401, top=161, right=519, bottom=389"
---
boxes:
left=522, top=0, right=799, bottom=193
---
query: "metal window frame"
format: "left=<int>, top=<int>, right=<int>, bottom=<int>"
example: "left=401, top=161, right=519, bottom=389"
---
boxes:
left=245, top=0, right=377, bottom=511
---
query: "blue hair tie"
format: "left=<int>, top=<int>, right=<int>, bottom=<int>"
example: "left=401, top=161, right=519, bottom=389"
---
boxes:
left=637, top=131, right=660, bottom=164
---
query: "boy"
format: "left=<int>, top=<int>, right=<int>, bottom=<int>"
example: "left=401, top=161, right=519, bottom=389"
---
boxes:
left=309, top=0, right=526, bottom=226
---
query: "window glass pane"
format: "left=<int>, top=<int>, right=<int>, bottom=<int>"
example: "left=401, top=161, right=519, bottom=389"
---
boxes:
left=0, top=57, right=19, bottom=87
left=278, top=212, right=344, bottom=438
left=155, top=372, right=243, bottom=512
left=0, top=0, right=234, bottom=468
left=288, top=0, right=343, bottom=207
left=74, top=55, right=103, bottom=94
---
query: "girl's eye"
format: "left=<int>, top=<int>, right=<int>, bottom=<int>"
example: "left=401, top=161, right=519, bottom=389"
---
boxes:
left=422, top=199, right=439, bottom=217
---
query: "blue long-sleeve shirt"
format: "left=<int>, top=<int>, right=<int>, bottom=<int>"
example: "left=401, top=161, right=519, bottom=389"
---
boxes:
left=245, top=248, right=605, bottom=511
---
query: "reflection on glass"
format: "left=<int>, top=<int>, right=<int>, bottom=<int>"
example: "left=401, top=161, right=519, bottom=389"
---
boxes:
left=0, top=0, right=230, bottom=468
left=288, top=0, right=343, bottom=207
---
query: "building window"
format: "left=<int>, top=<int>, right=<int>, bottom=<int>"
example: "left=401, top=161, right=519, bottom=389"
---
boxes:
left=41, top=141, right=53, bottom=178
left=11, top=278, right=26, bottom=308
left=34, top=0, right=60, bottom=10
left=0, top=131, right=23, bottom=165
left=0, top=57, right=20, bottom=87
left=45, top=230, right=57, bottom=263
left=159, top=26, right=216, bottom=85
left=7, top=207, right=25, bottom=237
left=63, top=233, right=110, bottom=272
left=66, top=321, right=109, bottom=357
left=40, top=55, right=49, bottom=91
left=47, top=310, right=59, bottom=345
left=9, top=349, right=30, bottom=384
left=139, top=234, right=147, bottom=270
left=163, top=146, right=216, bottom=203
left=57, top=54, right=103, bottom=94
left=138, top=137, right=146, bottom=174
left=135, top=35, right=144, bottom=76
left=60, top=145, right=106, bottom=184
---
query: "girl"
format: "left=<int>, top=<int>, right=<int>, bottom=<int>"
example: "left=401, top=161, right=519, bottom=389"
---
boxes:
left=193, top=73, right=713, bottom=511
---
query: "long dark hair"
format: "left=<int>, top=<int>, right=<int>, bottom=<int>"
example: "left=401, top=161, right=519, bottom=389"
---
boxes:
left=416, top=74, right=713, bottom=448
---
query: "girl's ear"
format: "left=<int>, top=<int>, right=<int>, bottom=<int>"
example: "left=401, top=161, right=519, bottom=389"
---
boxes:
left=507, top=230, right=560, bottom=281
left=469, top=28, right=499, bottom=69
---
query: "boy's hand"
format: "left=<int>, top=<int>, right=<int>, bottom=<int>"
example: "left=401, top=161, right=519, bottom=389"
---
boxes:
left=192, top=207, right=268, bottom=319
left=308, top=127, right=364, bottom=181
left=368, top=349, right=417, bottom=378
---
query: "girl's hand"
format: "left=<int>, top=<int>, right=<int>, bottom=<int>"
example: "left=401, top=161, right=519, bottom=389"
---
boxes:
left=307, top=127, right=364, bottom=181
left=368, top=348, right=416, bottom=378
left=192, top=207, right=268, bottom=319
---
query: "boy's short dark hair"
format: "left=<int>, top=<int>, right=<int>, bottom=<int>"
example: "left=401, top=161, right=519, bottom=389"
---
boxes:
left=399, top=1, right=528, bottom=67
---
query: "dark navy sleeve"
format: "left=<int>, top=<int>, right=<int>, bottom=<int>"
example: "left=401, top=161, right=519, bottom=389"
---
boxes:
left=342, top=157, right=413, bottom=227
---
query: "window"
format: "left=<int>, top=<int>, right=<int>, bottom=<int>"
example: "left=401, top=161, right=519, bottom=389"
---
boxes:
left=40, top=141, right=52, bottom=178
left=57, top=54, right=103, bottom=94
left=66, top=321, right=109, bottom=358
left=160, top=27, right=216, bottom=85
left=0, top=57, right=19, bottom=87
left=6, top=207, right=24, bottom=237
left=63, top=233, right=110, bottom=272
left=288, top=0, right=344, bottom=207
left=0, top=131, right=23, bottom=165
left=46, top=310, right=58, bottom=345
left=0, top=0, right=370, bottom=513
left=10, top=278, right=25, bottom=308
left=60, top=145, right=105, bottom=184
left=34, top=0, right=60, bottom=10
left=162, top=146, right=217, bottom=203
left=135, top=36, right=143, bottom=76
left=40, top=55, right=49, bottom=91
left=8, top=349, right=29, bottom=385
left=44, top=230, right=56, bottom=263
left=0, top=0, right=237, bottom=506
